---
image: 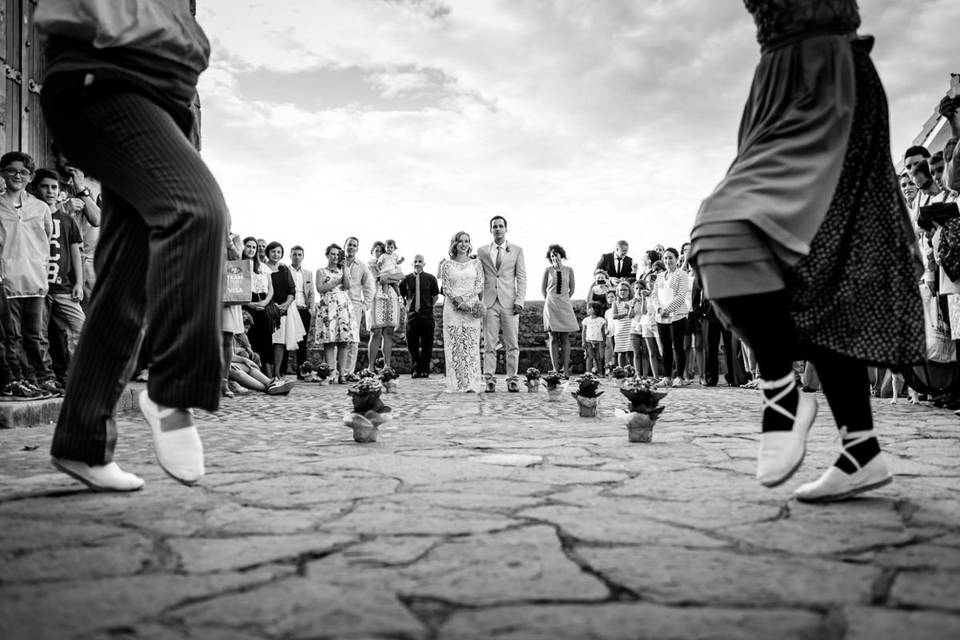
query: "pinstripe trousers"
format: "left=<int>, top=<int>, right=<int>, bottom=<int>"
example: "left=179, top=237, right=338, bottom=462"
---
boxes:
left=42, top=72, right=227, bottom=465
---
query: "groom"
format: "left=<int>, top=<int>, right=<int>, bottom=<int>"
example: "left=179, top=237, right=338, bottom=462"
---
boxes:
left=477, top=215, right=527, bottom=391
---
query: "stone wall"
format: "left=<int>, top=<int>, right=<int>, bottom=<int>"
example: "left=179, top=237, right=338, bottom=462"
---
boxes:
left=307, top=300, right=592, bottom=374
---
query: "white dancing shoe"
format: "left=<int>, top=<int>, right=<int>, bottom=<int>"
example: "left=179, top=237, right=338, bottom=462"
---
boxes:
left=139, top=390, right=204, bottom=486
left=795, top=429, right=893, bottom=503
left=51, top=457, right=144, bottom=492
left=756, top=373, right=818, bottom=488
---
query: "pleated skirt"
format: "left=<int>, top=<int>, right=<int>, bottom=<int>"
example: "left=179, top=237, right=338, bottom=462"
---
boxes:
left=691, top=36, right=924, bottom=366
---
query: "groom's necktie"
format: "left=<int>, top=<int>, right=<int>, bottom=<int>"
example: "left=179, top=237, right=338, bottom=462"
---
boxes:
left=616, top=257, right=621, bottom=275
left=495, top=245, right=503, bottom=271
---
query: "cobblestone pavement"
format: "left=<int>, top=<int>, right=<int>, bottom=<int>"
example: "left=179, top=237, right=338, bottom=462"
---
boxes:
left=1, top=378, right=959, bottom=640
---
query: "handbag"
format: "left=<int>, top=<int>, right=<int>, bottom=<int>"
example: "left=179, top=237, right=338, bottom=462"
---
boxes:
left=223, top=260, right=252, bottom=304
left=921, top=284, right=957, bottom=363
left=936, top=216, right=960, bottom=282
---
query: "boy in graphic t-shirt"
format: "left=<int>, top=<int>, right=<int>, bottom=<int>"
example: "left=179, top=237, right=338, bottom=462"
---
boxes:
left=32, top=168, right=85, bottom=385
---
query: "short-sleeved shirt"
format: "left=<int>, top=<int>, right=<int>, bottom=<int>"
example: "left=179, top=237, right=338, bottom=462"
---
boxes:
left=582, top=315, right=606, bottom=342
left=48, top=209, right=82, bottom=294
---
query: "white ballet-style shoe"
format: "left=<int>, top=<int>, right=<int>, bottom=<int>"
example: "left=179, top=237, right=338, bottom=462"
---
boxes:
left=51, top=457, right=144, bottom=492
left=795, top=429, right=893, bottom=503
left=139, top=390, right=204, bottom=486
left=756, top=372, right=818, bottom=488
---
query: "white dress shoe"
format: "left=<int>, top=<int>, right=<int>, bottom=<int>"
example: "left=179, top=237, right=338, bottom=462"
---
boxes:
left=139, top=390, right=204, bottom=486
left=51, top=457, right=144, bottom=492
left=756, top=373, right=818, bottom=487
left=795, top=430, right=893, bottom=503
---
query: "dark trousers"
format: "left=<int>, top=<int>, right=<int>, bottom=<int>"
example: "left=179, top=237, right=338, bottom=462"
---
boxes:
left=4, top=296, right=51, bottom=382
left=43, top=73, right=227, bottom=465
left=700, top=316, right=722, bottom=386
left=722, top=328, right=748, bottom=386
left=0, top=288, right=13, bottom=386
left=405, top=316, right=434, bottom=374
left=656, top=317, right=688, bottom=379
left=295, top=306, right=312, bottom=372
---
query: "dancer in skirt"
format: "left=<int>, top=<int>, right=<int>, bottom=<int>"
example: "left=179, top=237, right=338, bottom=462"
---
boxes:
left=690, top=0, right=924, bottom=502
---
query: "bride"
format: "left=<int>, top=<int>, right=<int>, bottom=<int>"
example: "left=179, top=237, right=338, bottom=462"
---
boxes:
left=440, top=231, right=485, bottom=392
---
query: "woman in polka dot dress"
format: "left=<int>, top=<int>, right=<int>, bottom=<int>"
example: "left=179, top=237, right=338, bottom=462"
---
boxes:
left=689, top=0, right=924, bottom=503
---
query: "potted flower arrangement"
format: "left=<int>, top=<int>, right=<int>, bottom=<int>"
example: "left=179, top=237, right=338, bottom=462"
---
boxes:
left=541, top=370, right=564, bottom=402
left=610, top=366, right=630, bottom=387
left=571, top=372, right=603, bottom=417
left=624, top=364, right=636, bottom=379
left=314, top=362, right=332, bottom=385
left=358, top=368, right=376, bottom=379
left=379, top=367, right=399, bottom=393
left=618, top=378, right=667, bottom=442
left=524, top=367, right=541, bottom=392
left=343, top=378, right=392, bottom=443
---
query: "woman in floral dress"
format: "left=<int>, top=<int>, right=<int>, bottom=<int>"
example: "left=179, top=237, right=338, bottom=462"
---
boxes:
left=441, top=231, right=485, bottom=393
left=314, top=243, right=353, bottom=383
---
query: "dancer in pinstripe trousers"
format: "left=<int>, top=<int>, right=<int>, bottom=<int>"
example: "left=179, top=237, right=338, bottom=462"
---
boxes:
left=36, top=1, right=227, bottom=491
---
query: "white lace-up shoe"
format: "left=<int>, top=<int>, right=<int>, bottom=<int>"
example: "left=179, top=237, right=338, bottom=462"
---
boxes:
left=795, top=429, right=893, bottom=503
left=756, top=373, right=818, bottom=487
left=139, top=390, right=204, bottom=486
left=51, top=457, right=144, bottom=492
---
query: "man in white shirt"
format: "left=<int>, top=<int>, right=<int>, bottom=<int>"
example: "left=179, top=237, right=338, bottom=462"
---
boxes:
left=342, top=236, right=375, bottom=380
left=288, top=245, right=314, bottom=378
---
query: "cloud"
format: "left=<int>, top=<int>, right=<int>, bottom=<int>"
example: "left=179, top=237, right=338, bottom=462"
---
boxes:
left=195, top=1, right=960, bottom=295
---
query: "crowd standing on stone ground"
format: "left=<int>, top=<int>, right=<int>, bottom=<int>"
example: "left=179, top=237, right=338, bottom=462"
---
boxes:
left=6, top=1, right=959, bottom=505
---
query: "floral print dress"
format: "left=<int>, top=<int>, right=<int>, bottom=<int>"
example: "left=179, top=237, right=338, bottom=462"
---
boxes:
left=314, top=267, right=354, bottom=345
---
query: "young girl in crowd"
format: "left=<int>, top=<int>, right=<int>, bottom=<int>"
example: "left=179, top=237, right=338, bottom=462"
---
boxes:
left=612, top=281, right=633, bottom=367
left=640, top=270, right=663, bottom=378
left=581, top=301, right=607, bottom=374
left=603, top=290, right=617, bottom=374
left=377, top=239, right=405, bottom=296
left=629, top=280, right=652, bottom=377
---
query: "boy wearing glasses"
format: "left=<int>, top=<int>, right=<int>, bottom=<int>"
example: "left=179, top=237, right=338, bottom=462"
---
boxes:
left=0, top=151, right=59, bottom=400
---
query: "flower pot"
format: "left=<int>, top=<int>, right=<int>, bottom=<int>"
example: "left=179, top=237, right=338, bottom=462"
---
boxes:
left=624, top=411, right=656, bottom=443
left=545, top=387, right=563, bottom=402
left=574, top=395, right=599, bottom=417
left=343, top=412, right=380, bottom=443
left=318, top=378, right=330, bottom=386
left=525, top=381, right=540, bottom=393
left=383, top=380, right=398, bottom=393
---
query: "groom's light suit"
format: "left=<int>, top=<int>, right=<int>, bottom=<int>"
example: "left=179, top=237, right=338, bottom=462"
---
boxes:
left=477, top=240, right=527, bottom=377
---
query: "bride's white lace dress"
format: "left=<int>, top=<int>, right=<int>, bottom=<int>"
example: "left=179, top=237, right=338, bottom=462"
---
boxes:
left=440, top=258, right=485, bottom=393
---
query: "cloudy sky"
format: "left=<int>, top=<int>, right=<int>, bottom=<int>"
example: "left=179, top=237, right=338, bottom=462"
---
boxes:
left=196, top=0, right=959, bottom=298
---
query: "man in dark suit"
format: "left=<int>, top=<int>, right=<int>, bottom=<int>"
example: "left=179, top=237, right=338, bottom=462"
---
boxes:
left=399, top=254, right=439, bottom=378
left=596, top=240, right=634, bottom=285
left=691, top=271, right=721, bottom=386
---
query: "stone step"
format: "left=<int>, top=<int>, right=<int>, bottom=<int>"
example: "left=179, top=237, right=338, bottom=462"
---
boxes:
left=0, top=382, right=145, bottom=430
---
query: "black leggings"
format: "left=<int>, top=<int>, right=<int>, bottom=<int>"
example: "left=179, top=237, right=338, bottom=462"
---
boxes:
left=717, top=291, right=873, bottom=432
left=656, top=317, right=689, bottom=379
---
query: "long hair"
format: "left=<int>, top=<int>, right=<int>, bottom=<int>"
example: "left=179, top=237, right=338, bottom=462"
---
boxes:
left=242, top=236, right=262, bottom=273
left=449, top=231, right=471, bottom=259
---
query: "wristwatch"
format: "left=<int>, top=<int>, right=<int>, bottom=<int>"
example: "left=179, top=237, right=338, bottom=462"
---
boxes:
left=78, top=187, right=91, bottom=198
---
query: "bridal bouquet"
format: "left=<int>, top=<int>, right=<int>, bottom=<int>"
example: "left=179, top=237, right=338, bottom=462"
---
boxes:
left=457, top=295, right=486, bottom=319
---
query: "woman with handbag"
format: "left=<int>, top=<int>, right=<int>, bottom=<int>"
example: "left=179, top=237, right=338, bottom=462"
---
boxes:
left=263, top=241, right=302, bottom=384
left=441, top=231, right=485, bottom=393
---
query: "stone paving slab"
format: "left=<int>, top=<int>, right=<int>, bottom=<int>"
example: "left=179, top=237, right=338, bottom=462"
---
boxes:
left=0, top=378, right=959, bottom=639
